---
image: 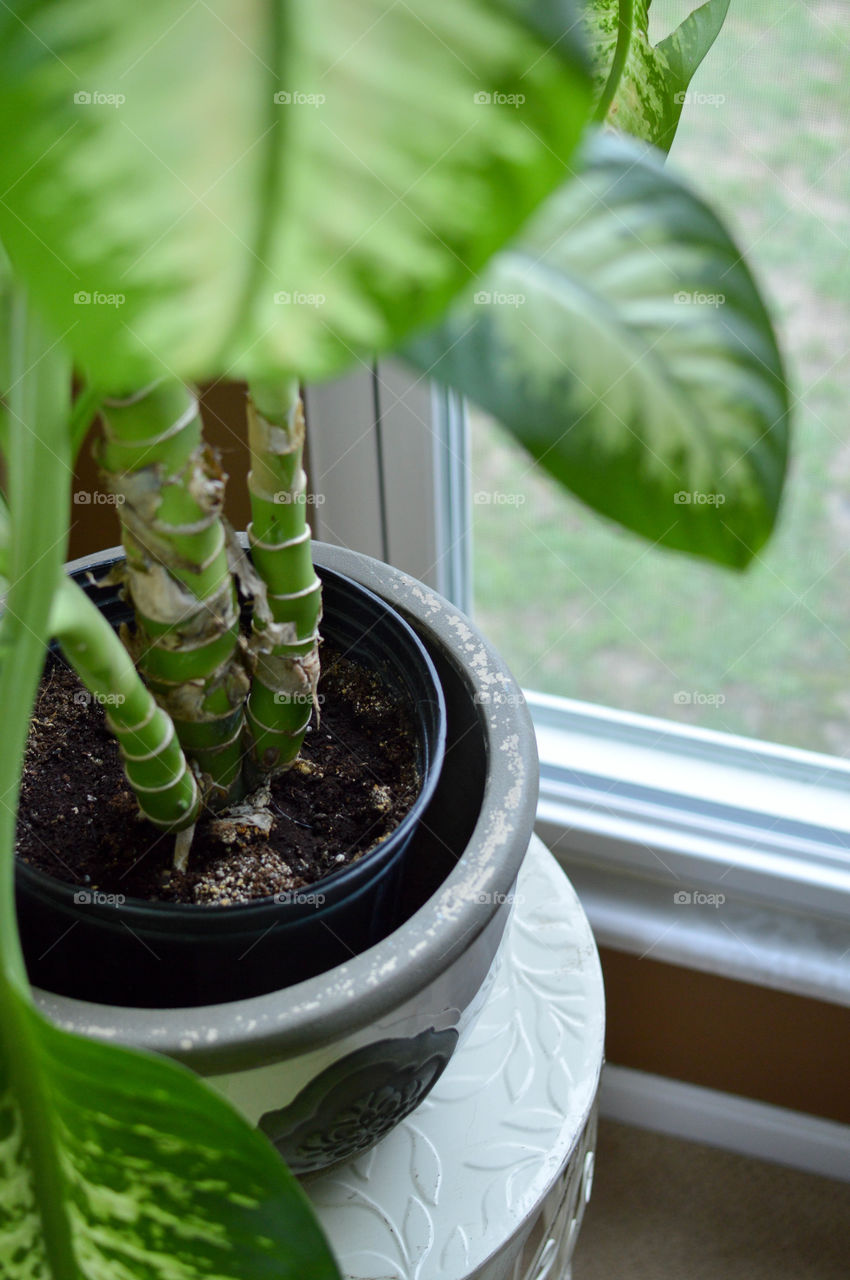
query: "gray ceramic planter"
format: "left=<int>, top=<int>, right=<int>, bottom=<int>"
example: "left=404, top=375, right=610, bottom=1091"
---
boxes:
left=34, top=542, right=539, bottom=1174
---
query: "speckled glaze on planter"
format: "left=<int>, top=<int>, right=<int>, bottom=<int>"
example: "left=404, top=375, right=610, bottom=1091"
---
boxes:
left=34, top=542, right=539, bottom=1173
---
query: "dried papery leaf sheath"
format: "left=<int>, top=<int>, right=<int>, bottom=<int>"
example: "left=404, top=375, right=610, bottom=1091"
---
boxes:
left=98, top=381, right=249, bottom=807
left=49, top=575, right=199, bottom=831
left=245, top=380, right=322, bottom=777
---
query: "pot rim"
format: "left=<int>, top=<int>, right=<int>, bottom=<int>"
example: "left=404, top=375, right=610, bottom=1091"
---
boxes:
left=33, top=543, right=539, bottom=1071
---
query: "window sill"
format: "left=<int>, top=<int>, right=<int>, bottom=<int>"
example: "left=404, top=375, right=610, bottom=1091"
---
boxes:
left=530, top=692, right=850, bottom=1007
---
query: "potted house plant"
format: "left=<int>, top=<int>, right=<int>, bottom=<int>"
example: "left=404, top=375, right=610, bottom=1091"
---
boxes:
left=0, top=0, right=789, bottom=1275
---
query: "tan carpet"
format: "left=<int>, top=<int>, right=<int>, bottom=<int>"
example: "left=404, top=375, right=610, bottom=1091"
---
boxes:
left=572, top=1120, right=850, bottom=1280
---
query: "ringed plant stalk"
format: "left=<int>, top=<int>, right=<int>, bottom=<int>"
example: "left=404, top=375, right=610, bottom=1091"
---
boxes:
left=245, top=379, right=322, bottom=779
left=49, top=575, right=200, bottom=834
left=2, top=495, right=198, bottom=835
left=98, top=380, right=250, bottom=810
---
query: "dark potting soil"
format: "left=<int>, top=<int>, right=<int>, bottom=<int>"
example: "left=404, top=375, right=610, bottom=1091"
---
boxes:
left=16, top=647, right=419, bottom=906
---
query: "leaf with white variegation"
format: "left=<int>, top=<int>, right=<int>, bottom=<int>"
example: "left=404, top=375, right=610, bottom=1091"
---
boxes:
left=584, top=0, right=730, bottom=151
left=0, top=996, right=340, bottom=1279
left=0, top=0, right=592, bottom=389
left=404, top=132, right=789, bottom=568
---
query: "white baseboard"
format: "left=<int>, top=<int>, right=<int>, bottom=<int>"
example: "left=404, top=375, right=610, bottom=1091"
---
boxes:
left=600, top=1065, right=850, bottom=1183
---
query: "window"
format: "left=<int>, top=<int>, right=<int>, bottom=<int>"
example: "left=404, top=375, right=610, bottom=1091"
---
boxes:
left=305, top=2, right=850, bottom=1000
left=471, top=0, right=850, bottom=757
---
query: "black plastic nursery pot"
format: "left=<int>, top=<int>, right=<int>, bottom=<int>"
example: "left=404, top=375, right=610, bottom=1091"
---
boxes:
left=15, top=555, right=447, bottom=1009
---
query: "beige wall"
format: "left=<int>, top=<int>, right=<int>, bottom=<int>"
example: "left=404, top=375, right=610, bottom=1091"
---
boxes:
left=601, top=947, right=850, bottom=1124
left=69, top=383, right=252, bottom=560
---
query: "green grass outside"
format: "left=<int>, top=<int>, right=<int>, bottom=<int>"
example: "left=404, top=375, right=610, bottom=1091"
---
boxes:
left=471, top=0, right=850, bottom=754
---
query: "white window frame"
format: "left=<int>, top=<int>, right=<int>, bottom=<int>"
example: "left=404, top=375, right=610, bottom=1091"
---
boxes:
left=305, top=364, right=850, bottom=1009
left=303, top=359, right=469, bottom=609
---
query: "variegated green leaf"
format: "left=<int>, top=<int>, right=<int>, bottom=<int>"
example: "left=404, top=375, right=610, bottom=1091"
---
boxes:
left=0, top=995, right=341, bottom=1280
left=584, top=0, right=730, bottom=151
left=0, top=246, right=10, bottom=455
left=0, top=0, right=591, bottom=389
left=404, top=132, right=790, bottom=568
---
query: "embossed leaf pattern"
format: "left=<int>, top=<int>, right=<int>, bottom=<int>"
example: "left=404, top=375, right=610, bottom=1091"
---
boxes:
left=425, top=1074, right=486, bottom=1104
left=346, top=1250, right=403, bottom=1280
left=350, top=1146, right=377, bottom=1183
left=505, top=1014, right=536, bottom=1104
left=506, top=1157, right=546, bottom=1212
left=440, top=1225, right=470, bottom=1275
left=402, top=1193, right=433, bottom=1278
left=465, top=1142, right=548, bottom=1171
left=503, top=1108, right=564, bottom=1135
left=547, top=1058, right=575, bottom=1117
left=407, top=1125, right=441, bottom=1209
left=535, top=1002, right=565, bottom=1059
left=305, top=846, right=604, bottom=1278
left=309, top=1179, right=366, bottom=1212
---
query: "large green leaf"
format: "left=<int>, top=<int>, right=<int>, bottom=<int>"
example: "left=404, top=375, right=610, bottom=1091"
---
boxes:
left=583, top=0, right=730, bottom=151
left=0, top=998, right=341, bottom=1279
left=404, top=133, right=790, bottom=568
left=0, top=1, right=592, bottom=389
left=0, top=245, right=11, bottom=456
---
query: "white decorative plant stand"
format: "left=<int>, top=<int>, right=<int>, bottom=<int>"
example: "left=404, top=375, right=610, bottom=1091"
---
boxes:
left=307, top=836, right=605, bottom=1279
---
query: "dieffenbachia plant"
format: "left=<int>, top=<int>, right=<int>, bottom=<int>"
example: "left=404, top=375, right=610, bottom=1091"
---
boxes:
left=0, top=297, right=342, bottom=1279
left=0, top=0, right=789, bottom=1276
left=584, top=0, right=731, bottom=150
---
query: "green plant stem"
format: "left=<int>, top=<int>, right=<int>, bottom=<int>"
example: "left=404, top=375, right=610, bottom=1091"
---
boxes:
left=593, top=0, right=634, bottom=122
left=0, top=492, right=9, bottom=579
left=0, top=290, right=79, bottom=1277
left=98, top=380, right=250, bottom=809
left=50, top=575, right=199, bottom=830
left=245, top=379, right=322, bottom=777
left=69, top=382, right=102, bottom=457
